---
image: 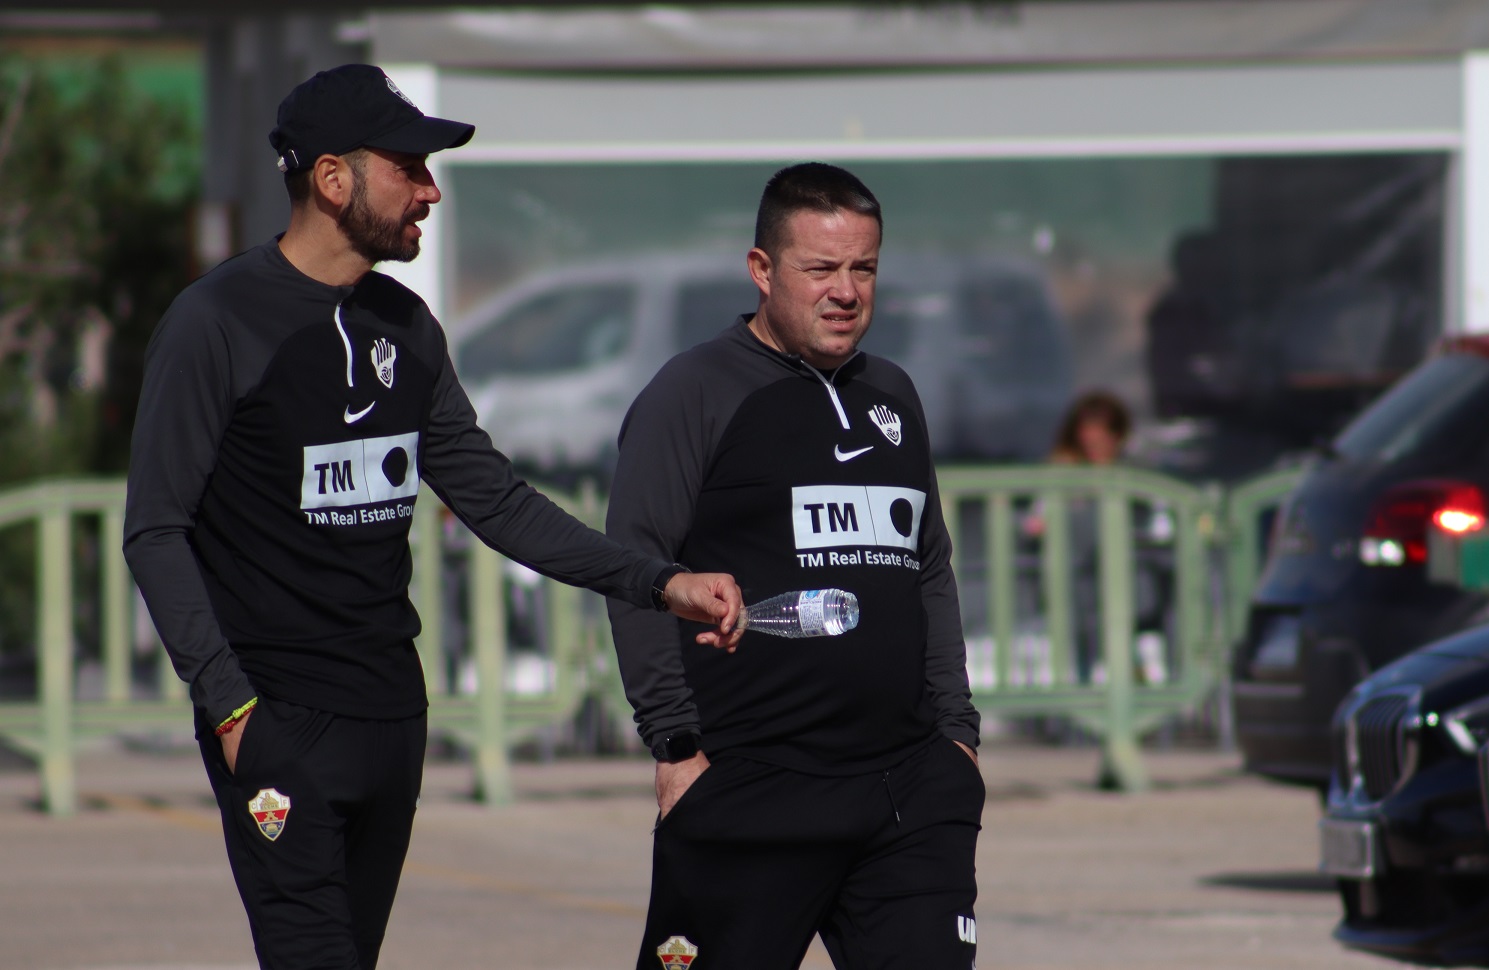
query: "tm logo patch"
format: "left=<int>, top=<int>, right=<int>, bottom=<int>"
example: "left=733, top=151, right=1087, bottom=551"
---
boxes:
left=300, top=432, right=420, bottom=510
left=791, top=484, right=925, bottom=552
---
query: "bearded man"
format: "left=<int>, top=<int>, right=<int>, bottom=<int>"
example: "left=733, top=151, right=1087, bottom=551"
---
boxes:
left=123, top=64, right=743, bottom=970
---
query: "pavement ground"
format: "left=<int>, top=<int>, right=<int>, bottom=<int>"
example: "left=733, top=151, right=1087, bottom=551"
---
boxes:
left=0, top=737, right=1402, bottom=970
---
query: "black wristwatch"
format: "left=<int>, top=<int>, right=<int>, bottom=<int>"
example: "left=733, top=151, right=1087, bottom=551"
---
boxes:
left=650, top=563, right=690, bottom=612
left=650, top=731, right=702, bottom=763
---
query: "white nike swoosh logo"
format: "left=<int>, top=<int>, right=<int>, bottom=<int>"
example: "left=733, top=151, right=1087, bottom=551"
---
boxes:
left=344, top=402, right=376, bottom=424
left=834, top=445, right=874, bottom=462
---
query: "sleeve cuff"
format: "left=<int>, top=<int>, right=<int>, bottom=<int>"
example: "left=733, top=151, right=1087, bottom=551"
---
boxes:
left=188, top=647, right=257, bottom=729
left=941, top=725, right=980, bottom=750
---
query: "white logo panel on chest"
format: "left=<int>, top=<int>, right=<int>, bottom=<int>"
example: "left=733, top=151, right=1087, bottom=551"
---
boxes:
left=301, top=432, right=420, bottom=510
left=791, top=485, right=925, bottom=551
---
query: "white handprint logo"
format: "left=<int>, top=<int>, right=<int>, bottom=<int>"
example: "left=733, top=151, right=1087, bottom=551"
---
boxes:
left=373, top=338, right=397, bottom=389
left=868, top=404, right=902, bottom=446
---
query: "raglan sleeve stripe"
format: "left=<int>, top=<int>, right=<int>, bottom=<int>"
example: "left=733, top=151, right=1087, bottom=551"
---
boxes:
left=122, top=298, right=256, bottom=727
left=892, top=370, right=980, bottom=749
left=604, top=358, right=712, bottom=748
left=919, top=460, right=981, bottom=748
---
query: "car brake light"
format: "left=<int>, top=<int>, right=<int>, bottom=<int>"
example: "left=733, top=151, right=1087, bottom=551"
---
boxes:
left=1360, top=480, right=1487, bottom=566
left=1436, top=334, right=1489, bottom=360
left=1435, top=502, right=1486, bottom=534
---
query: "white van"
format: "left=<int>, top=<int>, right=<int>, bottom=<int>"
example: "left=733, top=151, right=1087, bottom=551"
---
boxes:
left=450, top=249, right=1071, bottom=480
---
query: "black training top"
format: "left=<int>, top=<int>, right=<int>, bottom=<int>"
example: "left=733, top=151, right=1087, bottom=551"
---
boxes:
left=606, top=318, right=979, bottom=775
left=124, top=239, right=672, bottom=728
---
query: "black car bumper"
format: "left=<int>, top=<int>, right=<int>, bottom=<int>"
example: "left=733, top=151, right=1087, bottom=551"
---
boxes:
left=1234, top=681, right=1334, bottom=787
left=1335, top=879, right=1489, bottom=967
left=1328, top=760, right=1489, bottom=965
left=1235, top=633, right=1366, bottom=788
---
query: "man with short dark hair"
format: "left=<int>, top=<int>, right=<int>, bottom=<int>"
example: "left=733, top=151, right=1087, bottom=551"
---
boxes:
left=607, top=162, right=984, bottom=969
left=123, top=64, right=743, bottom=970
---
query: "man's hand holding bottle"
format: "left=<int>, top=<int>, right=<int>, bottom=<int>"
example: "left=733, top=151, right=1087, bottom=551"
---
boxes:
left=662, top=573, right=745, bottom=652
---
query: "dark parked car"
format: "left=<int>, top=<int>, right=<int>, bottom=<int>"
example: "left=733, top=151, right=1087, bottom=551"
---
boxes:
left=1322, top=622, right=1489, bottom=965
left=1234, top=337, right=1489, bottom=790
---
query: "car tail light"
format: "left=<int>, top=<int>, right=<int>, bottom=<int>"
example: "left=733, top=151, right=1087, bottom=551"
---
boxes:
left=1359, top=480, right=1486, bottom=567
left=1436, top=334, right=1489, bottom=360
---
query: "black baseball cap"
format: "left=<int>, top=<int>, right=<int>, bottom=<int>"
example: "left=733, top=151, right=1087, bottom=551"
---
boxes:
left=269, top=64, right=475, bottom=173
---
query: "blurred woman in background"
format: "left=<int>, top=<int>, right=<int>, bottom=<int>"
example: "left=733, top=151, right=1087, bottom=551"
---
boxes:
left=1050, top=389, right=1131, bottom=466
left=1034, top=389, right=1138, bottom=688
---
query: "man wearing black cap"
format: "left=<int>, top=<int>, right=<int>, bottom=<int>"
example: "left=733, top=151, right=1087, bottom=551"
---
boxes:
left=123, top=64, right=744, bottom=970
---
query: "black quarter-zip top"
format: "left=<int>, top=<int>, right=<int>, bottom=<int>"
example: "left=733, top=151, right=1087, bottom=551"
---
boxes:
left=607, top=317, right=979, bottom=775
left=125, top=239, right=672, bottom=727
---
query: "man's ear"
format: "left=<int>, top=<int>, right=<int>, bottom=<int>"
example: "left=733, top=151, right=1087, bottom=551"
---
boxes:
left=746, top=247, right=772, bottom=299
left=312, top=154, right=353, bottom=208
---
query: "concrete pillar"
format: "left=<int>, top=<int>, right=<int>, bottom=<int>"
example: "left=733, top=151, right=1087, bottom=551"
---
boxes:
left=371, top=63, right=447, bottom=322
left=1461, top=52, right=1489, bottom=331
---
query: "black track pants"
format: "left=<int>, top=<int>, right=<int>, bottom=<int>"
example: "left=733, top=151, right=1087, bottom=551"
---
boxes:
left=637, top=736, right=985, bottom=970
left=196, top=694, right=427, bottom=970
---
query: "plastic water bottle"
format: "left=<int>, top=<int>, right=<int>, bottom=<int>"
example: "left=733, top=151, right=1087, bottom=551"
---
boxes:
left=740, top=588, right=860, bottom=638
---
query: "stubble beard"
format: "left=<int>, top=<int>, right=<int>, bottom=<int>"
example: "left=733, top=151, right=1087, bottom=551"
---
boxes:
left=339, top=175, right=422, bottom=264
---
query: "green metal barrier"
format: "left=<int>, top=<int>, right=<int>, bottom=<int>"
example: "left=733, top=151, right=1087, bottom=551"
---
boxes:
left=938, top=463, right=1305, bottom=790
left=0, top=480, right=143, bottom=816
left=0, top=478, right=613, bottom=816
left=938, top=465, right=1229, bottom=791
left=0, top=466, right=1304, bottom=813
left=415, top=480, right=614, bottom=806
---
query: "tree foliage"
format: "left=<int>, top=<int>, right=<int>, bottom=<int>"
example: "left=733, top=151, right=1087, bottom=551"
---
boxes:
left=0, top=55, right=199, bottom=674
left=0, top=54, right=200, bottom=482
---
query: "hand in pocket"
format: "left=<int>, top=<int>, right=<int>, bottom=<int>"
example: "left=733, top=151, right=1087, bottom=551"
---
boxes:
left=220, top=710, right=254, bottom=774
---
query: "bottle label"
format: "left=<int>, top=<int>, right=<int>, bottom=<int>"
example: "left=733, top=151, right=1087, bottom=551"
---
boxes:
left=796, top=589, right=828, bottom=636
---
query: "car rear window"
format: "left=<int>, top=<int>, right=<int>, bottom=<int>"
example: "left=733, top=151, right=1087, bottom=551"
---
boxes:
left=457, top=284, right=637, bottom=379
left=1333, top=353, right=1489, bottom=463
left=958, top=275, right=1068, bottom=380
left=675, top=280, right=760, bottom=350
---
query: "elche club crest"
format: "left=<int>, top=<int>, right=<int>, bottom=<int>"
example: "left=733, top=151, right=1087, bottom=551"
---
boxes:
left=869, top=404, right=902, bottom=445
left=248, top=787, right=291, bottom=841
left=656, top=935, right=699, bottom=968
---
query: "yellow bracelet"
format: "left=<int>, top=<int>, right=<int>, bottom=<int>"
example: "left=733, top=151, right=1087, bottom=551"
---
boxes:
left=214, top=697, right=259, bottom=737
